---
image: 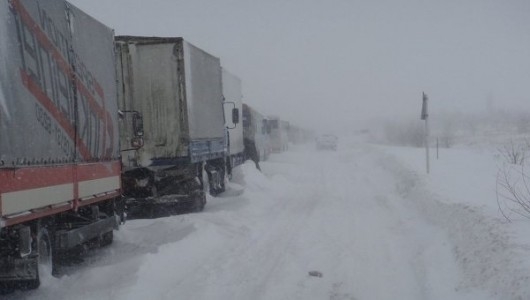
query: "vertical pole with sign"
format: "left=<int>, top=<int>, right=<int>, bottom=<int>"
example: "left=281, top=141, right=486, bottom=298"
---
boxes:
left=421, top=92, right=430, bottom=174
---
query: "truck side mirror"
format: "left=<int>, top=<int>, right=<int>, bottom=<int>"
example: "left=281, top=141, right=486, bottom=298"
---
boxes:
left=223, top=101, right=238, bottom=129
left=232, top=108, right=239, bottom=124
left=132, top=113, right=144, bottom=149
left=132, top=113, right=144, bottom=137
left=119, top=110, right=145, bottom=151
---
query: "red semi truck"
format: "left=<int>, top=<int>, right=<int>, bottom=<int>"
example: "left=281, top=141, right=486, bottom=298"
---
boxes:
left=0, top=0, right=122, bottom=289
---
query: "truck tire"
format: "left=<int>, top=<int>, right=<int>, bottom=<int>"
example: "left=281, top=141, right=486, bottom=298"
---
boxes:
left=26, top=227, right=54, bottom=289
left=219, top=162, right=227, bottom=194
left=212, top=159, right=228, bottom=196
left=98, top=212, right=114, bottom=247
left=226, top=157, right=233, bottom=181
left=186, top=176, right=206, bottom=212
left=100, top=231, right=114, bottom=247
left=200, top=163, right=209, bottom=194
left=191, top=190, right=206, bottom=212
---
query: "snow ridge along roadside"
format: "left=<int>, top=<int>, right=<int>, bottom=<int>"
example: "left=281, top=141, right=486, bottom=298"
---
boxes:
left=377, top=149, right=530, bottom=300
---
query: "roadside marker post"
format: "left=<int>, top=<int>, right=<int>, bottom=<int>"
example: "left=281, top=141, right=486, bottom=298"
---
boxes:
left=421, top=92, right=430, bottom=174
left=436, top=137, right=439, bottom=160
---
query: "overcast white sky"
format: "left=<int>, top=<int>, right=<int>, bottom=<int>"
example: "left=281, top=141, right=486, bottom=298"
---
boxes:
left=69, top=0, right=530, bottom=132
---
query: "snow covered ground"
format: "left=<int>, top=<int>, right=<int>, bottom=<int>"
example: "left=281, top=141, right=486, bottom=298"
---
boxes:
left=7, top=137, right=530, bottom=300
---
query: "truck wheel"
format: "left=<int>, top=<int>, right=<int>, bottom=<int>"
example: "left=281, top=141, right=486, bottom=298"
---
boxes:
left=219, top=163, right=227, bottom=194
left=216, top=158, right=227, bottom=194
left=0, top=284, right=14, bottom=295
left=100, top=231, right=114, bottom=247
left=226, top=158, right=233, bottom=181
left=116, top=198, right=127, bottom=225
left=98, top=212, right=114, bottom=247
left=191, top=190, right=206, bottom=212
left=200, top=163, right=209, bottom=194
left=188, top=176, right=206, bottom=212
left=26, top=228, right=54, bottom=289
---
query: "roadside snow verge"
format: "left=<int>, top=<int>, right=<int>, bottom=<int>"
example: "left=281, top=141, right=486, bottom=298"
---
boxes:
left=377, top=150, right=530, bottom=300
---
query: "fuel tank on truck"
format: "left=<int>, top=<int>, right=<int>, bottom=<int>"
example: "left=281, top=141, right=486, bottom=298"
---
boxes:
left=0, top=0, right=121, bottom=222
left=115, top=37, right=226, bottom=170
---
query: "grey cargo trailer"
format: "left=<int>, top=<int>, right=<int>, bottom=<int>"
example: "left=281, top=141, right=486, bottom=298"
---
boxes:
left=115, top=36, right=228, bottom=216
left=1, top=0, right=122, bottom=289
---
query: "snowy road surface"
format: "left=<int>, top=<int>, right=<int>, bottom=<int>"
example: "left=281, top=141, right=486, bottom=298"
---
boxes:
left=8, top=139, right=530, bottom=299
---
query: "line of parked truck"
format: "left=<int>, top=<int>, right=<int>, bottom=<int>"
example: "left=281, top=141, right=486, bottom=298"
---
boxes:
left=0, top=0, right=313, bottom=291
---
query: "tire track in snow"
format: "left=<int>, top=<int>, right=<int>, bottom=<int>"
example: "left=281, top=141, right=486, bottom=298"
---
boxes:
left=158, top=158, right=322, bottom=300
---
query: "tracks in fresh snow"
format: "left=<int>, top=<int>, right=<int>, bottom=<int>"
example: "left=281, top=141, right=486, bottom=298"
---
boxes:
left=9, top=142, right=520, bottom=300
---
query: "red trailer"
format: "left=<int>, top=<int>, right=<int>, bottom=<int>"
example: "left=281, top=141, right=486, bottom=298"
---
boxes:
left=0, top=0, right=122, bottom=289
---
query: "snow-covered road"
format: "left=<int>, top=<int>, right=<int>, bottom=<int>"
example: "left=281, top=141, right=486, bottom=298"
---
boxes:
left=9, top=140, right=530, bottom=299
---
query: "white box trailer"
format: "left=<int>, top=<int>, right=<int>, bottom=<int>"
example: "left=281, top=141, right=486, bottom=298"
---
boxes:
left=268, top=116, right=289, bottom=152
left=116, top=37, right=226, bottom=167
left=115, top=37, right=231, bottom=216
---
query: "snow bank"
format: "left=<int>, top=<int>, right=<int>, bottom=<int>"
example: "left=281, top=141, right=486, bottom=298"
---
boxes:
left=377, top=144, right=530, bottom=299
left=380, top=146, right=500, bottom=211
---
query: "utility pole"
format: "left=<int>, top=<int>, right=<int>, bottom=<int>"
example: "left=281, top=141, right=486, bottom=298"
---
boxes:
left=421, top=92, right=430, bottom=174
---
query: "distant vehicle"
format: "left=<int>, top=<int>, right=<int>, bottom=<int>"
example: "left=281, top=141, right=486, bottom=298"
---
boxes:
left=287, top=124, right=314, bottom=145
left=243, top=104, right=271, bottom=163
left=268, top=116, right=289, bottom=152
left=316, top=134, right=338, bottom=151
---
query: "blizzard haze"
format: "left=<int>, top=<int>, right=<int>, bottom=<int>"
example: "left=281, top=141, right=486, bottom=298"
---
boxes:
left=68, top=0, right=530, bottom=132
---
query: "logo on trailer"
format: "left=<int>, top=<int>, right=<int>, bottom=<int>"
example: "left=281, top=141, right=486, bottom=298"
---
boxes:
left=9, top=0, right=114, bottom=160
